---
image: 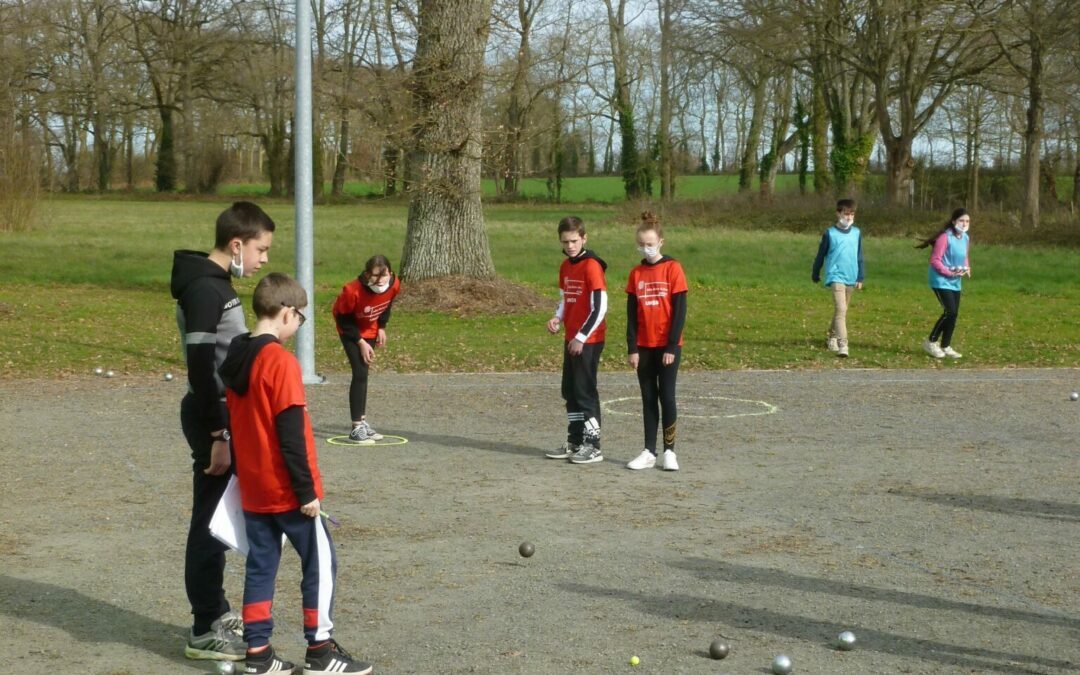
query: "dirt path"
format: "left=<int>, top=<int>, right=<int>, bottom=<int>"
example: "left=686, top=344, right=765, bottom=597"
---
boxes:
left=2, top=368, right=1078, bottom=674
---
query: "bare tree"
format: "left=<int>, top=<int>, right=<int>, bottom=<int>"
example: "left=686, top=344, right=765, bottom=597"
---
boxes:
left=990, top=0, right=1075, bottom=227
left=400, top=0, right=496, bottom=280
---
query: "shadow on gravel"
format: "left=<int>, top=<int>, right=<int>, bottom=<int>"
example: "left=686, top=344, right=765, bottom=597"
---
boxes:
left=888, top=489, right=1080, bottom=523
left=673, top=559, right=1079, bottom=630
left=561, top=581, right=1077, bottom=674
left=0, top=575, right=197, bottom=669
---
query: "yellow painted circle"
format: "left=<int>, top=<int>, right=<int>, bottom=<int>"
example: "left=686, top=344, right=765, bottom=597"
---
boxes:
left=601, top=395, right=778, bottom=419
left=326, top=434, right=409, bottom=447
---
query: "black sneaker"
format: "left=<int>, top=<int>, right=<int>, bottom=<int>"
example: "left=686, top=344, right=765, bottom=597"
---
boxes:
left=244, top=645, right=296, bottom=674
left=304, top=640, right=372, bottom=674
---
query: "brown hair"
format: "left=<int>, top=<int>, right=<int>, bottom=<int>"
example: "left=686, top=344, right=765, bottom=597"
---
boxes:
left=214, top=201, right=276, bottom=249
left=557, top=216, right=585, bottom=236
left=836, top=198, right=856, bottom=213
left=637, top=210, right=663, bottom=238
left=252, top=272, right=307, bottom=319
left=361, top=254, right=393, bottom=281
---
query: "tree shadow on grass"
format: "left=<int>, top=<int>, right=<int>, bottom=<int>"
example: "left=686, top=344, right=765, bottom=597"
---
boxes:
left=561, top=580, right=1078, bottom=674
left=0, top=575, right=199, bottom=670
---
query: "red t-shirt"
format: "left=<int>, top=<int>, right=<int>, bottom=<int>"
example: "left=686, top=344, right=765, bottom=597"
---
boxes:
left=332, top=276, right=401, bottom=340
left=626, top=258, right=688, bottom=348
left=560, top=256, right=607, bottom=344
left=226, top=342, right=323, bottom=513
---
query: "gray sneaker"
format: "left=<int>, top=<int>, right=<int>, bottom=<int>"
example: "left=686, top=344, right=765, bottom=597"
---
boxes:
left=348, top=424, right=376, bottom=445
left=569, top=443, right=603, bottom=464
left=545, top=441, right=578, bottom=459
left=185, top=613, right=247, bottom=661
left=360, top=420, right=384, bottom=440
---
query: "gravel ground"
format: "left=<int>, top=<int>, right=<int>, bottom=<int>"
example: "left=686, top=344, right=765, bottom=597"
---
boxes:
left=1, top=368, right=1078, bottom=674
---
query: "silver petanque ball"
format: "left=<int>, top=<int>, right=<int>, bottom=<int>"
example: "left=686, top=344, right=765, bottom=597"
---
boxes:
left=837, top=630, right=857, bottom=650
left=93, top=367, right=104, bottom=375
left=1070, top=391, right=1079, bottom=401
left=772, top=654, right=793, bottom=675
left=105, top=370, right=115, bottom=378
left=215, top=661, right=236, bottom=675
left=165, top=372, right=174, bottom=381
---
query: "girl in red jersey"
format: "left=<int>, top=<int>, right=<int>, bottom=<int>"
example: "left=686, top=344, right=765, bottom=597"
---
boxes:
left=544, top=216, right=609, bottom=464
left=332, top=255, right=401, bottom=444
left=625, top=211, right=688, bottom=471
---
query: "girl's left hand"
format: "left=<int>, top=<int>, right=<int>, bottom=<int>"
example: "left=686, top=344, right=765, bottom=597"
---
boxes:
left=376, top=328, right=387, bottom=347
left=662, top=352, right=675, bottom=366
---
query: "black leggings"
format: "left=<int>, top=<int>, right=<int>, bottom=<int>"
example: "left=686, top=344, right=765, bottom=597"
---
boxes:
left=929, top=288, right=961, bottom=348
left=340, top=335, right=376, bottom=420
left=636, top=346, right=680, bottom=453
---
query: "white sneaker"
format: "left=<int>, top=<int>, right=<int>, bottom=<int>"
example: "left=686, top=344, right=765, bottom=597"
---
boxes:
left=942, top=346, right=962, bottom=359
left=923, top=338, right=945, bottom=358
left=626, top=450, right=656, bottom=470
left=661, top=449, right=679, bottom=471
left=826, top=336, right=839, bottom=352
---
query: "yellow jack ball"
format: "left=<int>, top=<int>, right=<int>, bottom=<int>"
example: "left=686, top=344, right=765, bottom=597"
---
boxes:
left=630, top=656, right=640, bottom=666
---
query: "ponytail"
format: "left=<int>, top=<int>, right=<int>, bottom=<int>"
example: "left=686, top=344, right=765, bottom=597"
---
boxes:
left=916, top=207, right=968, bottom=249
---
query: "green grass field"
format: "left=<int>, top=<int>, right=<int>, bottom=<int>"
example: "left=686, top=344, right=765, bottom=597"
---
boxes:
left=1, top=198, right=1078, bottom=378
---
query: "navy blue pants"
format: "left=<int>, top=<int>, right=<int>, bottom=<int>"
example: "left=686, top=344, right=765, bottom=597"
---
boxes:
left=242, top=510, right=338, bottom=648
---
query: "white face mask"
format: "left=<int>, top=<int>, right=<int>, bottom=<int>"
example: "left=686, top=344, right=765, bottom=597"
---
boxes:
left=955, top=222, right=969, bottom=233
left=837, top=215, right=854, bottom=230
left=229, top=247, right=244, bottom=278
left=637, top=245, right=660, bottom=258
left=368, top=280, right=390, bottom=293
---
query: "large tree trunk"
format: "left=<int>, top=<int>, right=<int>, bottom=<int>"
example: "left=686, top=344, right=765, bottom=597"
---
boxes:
left=1020, top=28, right=1043, bottom=228
left=401, top=0, right=496, bottom=281
left=332, top=113, right=349, bottom=196
left=810, top=65, right=831, bottom=194
left=656, top=0, right=674, bottom=200
left=155, top=106, right=176, bottom=192
left=883, top=139, right=916, bottom=206
left=738, top=73, right=767, bottom=192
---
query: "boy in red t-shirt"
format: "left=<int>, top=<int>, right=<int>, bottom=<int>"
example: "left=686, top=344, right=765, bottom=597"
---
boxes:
left=332, top=255, right=401, bottom=444
left=221, top=273, right=371, bottom=675
left=625, top=211, right=688, bottom=472
left=544, top=216, right=609, bottom=464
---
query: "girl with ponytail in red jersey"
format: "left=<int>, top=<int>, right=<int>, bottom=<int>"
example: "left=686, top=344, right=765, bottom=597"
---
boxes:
left=332, top=255, right=401, bottom=444
left=625, top=211, right=688, bottom=471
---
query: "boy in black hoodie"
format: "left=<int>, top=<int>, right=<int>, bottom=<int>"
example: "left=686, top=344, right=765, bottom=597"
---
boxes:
left=170, top=201, right=274, bottom=661
left=221, top=273, right=371, bottom=675
left=544, top=216, right=609, bottom=464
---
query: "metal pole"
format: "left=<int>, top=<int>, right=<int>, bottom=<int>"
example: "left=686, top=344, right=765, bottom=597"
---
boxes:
left=294, top=0, right=321, bottom=383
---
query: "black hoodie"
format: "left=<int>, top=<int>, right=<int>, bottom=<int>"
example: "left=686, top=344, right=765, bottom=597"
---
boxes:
left=219, top=333, right=317, bottom=505
left=171, top=250, right=247, bottom=433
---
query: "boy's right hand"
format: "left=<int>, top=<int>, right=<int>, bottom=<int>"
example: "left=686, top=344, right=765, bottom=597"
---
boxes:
left=300, top=498, right=321, bottom=518
left=546, top=317, right=561, bottom=334
left=360, top=340, right=375, bottom=364
left=628, top=353, right=639, bottom=370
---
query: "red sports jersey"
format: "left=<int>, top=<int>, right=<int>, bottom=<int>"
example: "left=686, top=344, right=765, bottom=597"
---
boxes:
left=226, top=342, right=323, bottom=513
left=626, top=258, right=688, bottom=348
left=332, top=275, right=401, bottom=340
left=560, top=256, right=607, bottom=344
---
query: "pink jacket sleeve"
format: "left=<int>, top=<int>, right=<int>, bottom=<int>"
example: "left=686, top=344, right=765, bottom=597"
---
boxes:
left=929, top=236, right=954, bottom=276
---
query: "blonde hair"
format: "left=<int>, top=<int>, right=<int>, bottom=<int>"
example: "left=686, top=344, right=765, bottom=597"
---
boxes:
left=252, top=272, right=308, bottom=319
left=637, top=210, right=663, bottom=238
